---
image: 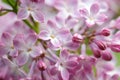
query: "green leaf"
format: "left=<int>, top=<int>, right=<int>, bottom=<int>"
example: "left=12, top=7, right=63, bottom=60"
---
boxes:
left=86, top=46, right=93, bottom=55
left=2, top=0, right=16, bottom=6
left=114, top=52, right=120, bottom=66
left=56, top=50, right=60, bottom=56
left=0, top=11, right=8, bottom=16
left=92, top=66, right=97, bottom=77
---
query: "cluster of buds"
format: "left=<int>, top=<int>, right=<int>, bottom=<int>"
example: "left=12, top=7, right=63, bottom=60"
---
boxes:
left=0, top=0, right=120, bottom=80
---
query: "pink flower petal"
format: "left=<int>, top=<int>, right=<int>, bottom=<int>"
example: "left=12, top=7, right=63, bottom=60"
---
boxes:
left=16, top=52, right=29, bottom=66
left=61, top=68, right=69, bottom=80
left=25, top=33, right=37, bottom=46
left=32, top=11, right=44, bottom=23
left=86, top=19, right=95, bottom=27
left=90, top=3, right=99, bottom=15
left=38, top=30, right=50, bottom=40
left=9, top=50, right=18, bottom=58
left=65, top=60, right=78, bottom=69
left=17, top=8, right=29, bottom=20
left=47, top=20, right=58, bottom=30
left=0, top=44, right=9, bottom=56
left=13, top=34, right=25, bottom=50
left=66, top=18, right=78, bottom=29
left=51, top=38, right=61, bottom=48
left=96, top=14, right=108, bottom=25
left=79, top=8, right=88, bottom=18
left=57, top=28, right=72, bottom=41
left=60, top=49, right=69, bottom=60
left=30, top=47, right=43, bottom=58
left=1, top=32, right=12, bottom=46
left=66, top=42, right=79, bottom=50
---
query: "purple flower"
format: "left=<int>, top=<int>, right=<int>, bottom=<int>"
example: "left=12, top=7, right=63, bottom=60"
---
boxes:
left=79, top=2, right=108, bottom=27
left=39, top=20, right=72, bottom=49
left=0, top=32, right=17, bottom=57
left=55, top=49, right=78, bottom=80
left=13, top=33, right=43, bottom=66
left=18, top=0, right=44, bottom=22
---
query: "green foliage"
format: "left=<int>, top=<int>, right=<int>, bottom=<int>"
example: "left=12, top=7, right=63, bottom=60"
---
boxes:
left=2, top=0, right=18, bottom=13
left=114, top=53, right=120, bottom=66
left=2, top=0, right=16, bottom=6
left=86, top=46, right=93, bottom=55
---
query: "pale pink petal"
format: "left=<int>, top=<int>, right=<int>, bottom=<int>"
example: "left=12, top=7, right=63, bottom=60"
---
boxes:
left=38, top=30, right=50, bottom=40
left=57, top=28, right=72, bottom=41
left=30, top=47, right=43, bottom=58
left=86, top=19, right=95, bottom=27
left=32, top=11, right=44, bottom=23
left=65, top=60, right=78, bottom=69
left=115, top=17, right=120, bottom=29
left=17, top=8, right=29, bottom=20
left=66, top=18, right=78, bottom=29
left=60, top=49, right=69, bottom=60
left=47, top=20, right=58, bottom=30
left=1, top=32, right=12, bottom=46
left=47, top=41, right=60, bottom=50
left=90, top=3, right=99, bottom=15
left=16, top=52, right=29, bottom=66
left=51, top=38, right=61, bottom=47
left=66, top=42, right=79, bottom=50
left=96, top=14, right=108, bottom=25
left=25, top=34, right=37, bottom=46
left=9, top=50, right=18, bottom=58
left=66, top=0, right=78, bottom=7
left=54, top=1, right=65, bottom=11
left=79, top=8, right=88, bottom=18
left=20, top=0, right=29, bottom=3
left=0, top=44, right=9, bottom=56
left=114, top=31, right=120, bottom=39
left=13, top=34, right=25, bottom=50
left=61, top=68, right=69, bottom=80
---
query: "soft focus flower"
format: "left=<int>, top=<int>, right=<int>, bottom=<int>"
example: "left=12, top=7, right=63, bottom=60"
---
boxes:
left=79, top=2, right=108, bottom=27
left=0, top=0, right=120, bottom=80
left=18, top=0, right=44, bottom=22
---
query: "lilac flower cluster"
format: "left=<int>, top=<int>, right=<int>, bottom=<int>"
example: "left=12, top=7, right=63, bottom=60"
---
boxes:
left=0, top=0, right=120, bottom=80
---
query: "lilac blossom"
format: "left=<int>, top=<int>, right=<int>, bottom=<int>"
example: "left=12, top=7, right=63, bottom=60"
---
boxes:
left=79, top=2, right=108, bottom=27
left=0, top=32, right=17, bottom=57
left=0, top=0, right=120, bottom=80
left=18, top=0, right=44, bottom=22
left=13, top=33, right=43, bottom=66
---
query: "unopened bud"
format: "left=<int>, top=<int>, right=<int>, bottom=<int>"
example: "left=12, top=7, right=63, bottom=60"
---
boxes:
left=94, top=40, right=107, bottom=50
left=90, top=44, right=101, bottom=58
left=110, top=44, right=120, bottom=52
left=93, top=49, right=101, bottom=58
left=100, top=29, right=110, bottom=36
left=72, top=33, right=83, bottom=43
left=37, top=60, right=47, bottom=71
left=101, top=51, right=112, bottom=61
left=31, top=0, right=44, bottom=3
left=111, top=74, right=119, bottom=80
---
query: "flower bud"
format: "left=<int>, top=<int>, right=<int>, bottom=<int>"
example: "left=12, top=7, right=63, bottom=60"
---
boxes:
left=72, top=33, right=83, bottom=43
left=110, top=44, right=120, bottom=52
left=100, top=29, right=110, bottom=36
left=110, top=74, right=119, bottom=80
left=93, top=49, right=101, bottom=58
left=31, top=0, right=44, bottom=3
left=101, top=51, right=112, bottom=61
left=94, top=40, right=107, bottom=50
left=90, top=44, right=101, bottom=58
left=37, top=60, right=47, bottom=71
